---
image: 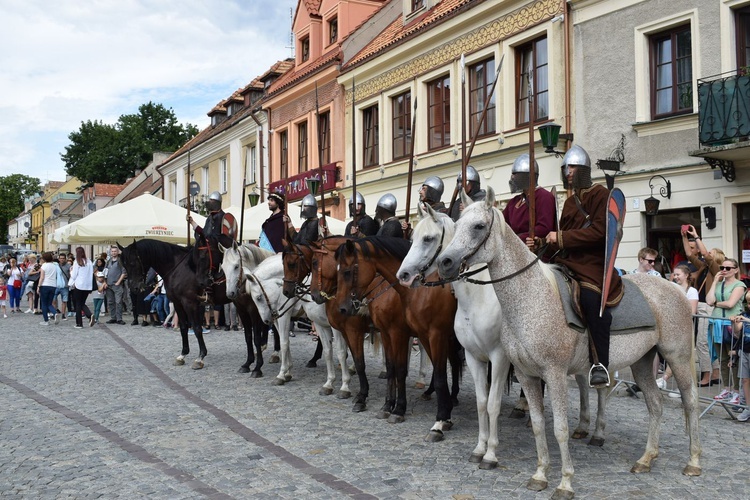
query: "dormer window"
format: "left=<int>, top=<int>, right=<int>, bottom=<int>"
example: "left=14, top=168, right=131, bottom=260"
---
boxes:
left=328, top=17, right=338, bottom=45
left=300, top=36, right=310, bottom=62
left=411, top=0, right=424, bottom=12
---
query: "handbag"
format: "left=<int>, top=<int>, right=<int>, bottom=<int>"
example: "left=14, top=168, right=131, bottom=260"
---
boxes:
left=13, top=279, right=21, bottom=289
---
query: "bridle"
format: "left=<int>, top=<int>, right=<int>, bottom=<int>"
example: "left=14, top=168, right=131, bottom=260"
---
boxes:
left=282, top=244, right=311, bottom=297
left=341, top=241, right=395, bottom=311
left=311, top=243, right=336, bottom=302
left=248, top=272, right=304, bottom=320
left=415, top=220, right=446, bottom=286
left=196, top=236, right=225, bottom=286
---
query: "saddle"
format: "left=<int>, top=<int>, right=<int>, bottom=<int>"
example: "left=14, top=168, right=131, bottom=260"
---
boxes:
left=550, top=265, right=656, bottom=334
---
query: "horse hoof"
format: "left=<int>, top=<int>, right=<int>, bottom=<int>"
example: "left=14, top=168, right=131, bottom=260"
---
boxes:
left=306, top=361, right=317, bottom=368
left=378, top=371, right=387, bottom=379
left=478, top=460, right=497, bottom=470
left=630, top=462, right=651, bottom=474
left=238, top=366, right=251, bottom=374
left=352, top=403, right=366, bottom=413
left=420, top=392, right=432, bottom=401
left=414, top=382, right=426, bottom=390
left=526, top=478, right=548, bottom=492
left=375, top=411, right=390, bottom=420
left=424, top=430, right=443, bottom=442
left=272, top=377, right=286, bottom=386
left=387, top=414, right=405, bottom=424
left=269, top=354, right=280, bottom=364
left=571, top=430, right=588, bottom=440
left=468, top=453, right=483, bottom=464
left=319, top=387, right=333, bottom=396
left=337, top=390, right=351, bottom=400
left=552, top=487, right=575, bottom=500
left=174, top=358, right=185, bottom=366
left=588, top=437, right=604, bottom=447
left=509, top=408, right=526, bottom=419
left=682, top=465, right=701, bottom=477
left=250, top=370, right=262, bottom=379
left=191, top=360, right=204, bottom=370
left=442, top=421, right=454, bottom=431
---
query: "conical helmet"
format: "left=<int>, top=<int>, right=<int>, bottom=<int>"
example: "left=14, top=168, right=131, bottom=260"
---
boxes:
left=376, top=193, right=397, bottom=213
left=456, top=165, right=480, bottom=184
left=421, top=176, right=444, bottom=202
left=349, top=191, right=366, bottom=217
left=301, top=194, right=318, bottom=219
left=206, top=191, right=222, bottom=212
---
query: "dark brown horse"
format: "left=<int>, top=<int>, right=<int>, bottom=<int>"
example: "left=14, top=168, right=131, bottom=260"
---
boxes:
left=283, top=237, right=372, bottom=411
left=335, top=236, right=462, bottom=441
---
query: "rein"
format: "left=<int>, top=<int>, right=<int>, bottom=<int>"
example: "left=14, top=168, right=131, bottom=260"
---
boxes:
left=282, top=244, right=312, bottom=298
left=249, top=272, right=305, bottom=320
left=312, top=245, right=337, bottom=301
left=346, top=242, right=397, bottom=310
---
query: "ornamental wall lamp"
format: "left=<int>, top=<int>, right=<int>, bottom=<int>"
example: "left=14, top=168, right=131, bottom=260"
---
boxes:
left=644, top=174, right=671, bottom=216
left=538, top=122, right=574, bottom=158
left=247, top=188, right=260, bottom=207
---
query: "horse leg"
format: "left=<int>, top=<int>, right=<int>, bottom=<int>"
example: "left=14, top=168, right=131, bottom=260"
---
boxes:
left=332, top=328, right=353, bottom=399
left=588, top=386, right=608, bottom=447
left=269, top=324, right=281, bottom=364
left=516, top=373, right=550, bottom=493
left=174, top=304, right=190, bottom=366
left=316, top=323, right=336, bottom=396
left=545, top=372, right=575, bottom=499
left=481, top=352, right=510, bottom=469
left=236, top=308, right=253, bottom=373
left=347, top=326, right=368, bottom=411
left=465, top=353, right=490, bottom=464
left=425, top=338, right=453, bottom=442
left=449, top=344, right=462, bottom=407
left=663, top=348, right=702, bottom=476
left=414, top=340, right=431, bottom=389
left=191, top=308, right=208, bottom=370
left=571, top=374, right=590, bottom=440
left=387, top=334, right=410, bottom=425
left=628, top=350, right=663, bottom=473
left=376, top=331, right=396, bottom=419
left=272, top=315, right=292, bottom=385
left=251, top=314, right=265, bottom=378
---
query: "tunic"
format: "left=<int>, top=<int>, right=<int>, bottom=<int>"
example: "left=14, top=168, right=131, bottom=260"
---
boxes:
left=345, top=215, right=378, bottom=237
left=502, top=187, right=555, bottom=241
left=377, top=218, right=404, bottom=238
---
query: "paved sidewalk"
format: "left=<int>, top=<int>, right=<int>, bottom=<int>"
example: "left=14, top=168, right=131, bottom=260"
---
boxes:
left=1, top=308, right=748, bottom=499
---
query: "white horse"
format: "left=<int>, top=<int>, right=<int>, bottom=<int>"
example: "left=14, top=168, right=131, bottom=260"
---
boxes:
left=242, top=253, right=351, bottom=396
left=437, top=187, right=701, bottom=499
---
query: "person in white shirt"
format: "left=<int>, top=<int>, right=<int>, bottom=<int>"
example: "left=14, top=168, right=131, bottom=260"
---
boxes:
left=68, top=247, right=94, bottom=329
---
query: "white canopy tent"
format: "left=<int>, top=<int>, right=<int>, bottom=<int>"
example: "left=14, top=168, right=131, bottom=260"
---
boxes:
left=224, top=201, right=348, bottom=241
left=51, top=194, right=206, bottom=245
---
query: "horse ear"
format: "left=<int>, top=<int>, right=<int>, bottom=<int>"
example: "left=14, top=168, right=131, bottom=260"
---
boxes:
left=423, top=202, right=438, bottom=222
left=417, top=201, right=425, bottom=220
left=485, top=186, right=496, bottom=209
left=117, top=242, right=125, bottom=251
left=459, top=189, right=472, bottom=212
left=309, top=240, right=320, bottom=249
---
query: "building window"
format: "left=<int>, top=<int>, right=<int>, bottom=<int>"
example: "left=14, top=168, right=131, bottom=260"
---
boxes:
left=427, top=75, right=451, bottom=150
left=319, top=111, right=331, bottom=165
left=650, top=25, right=692, bottom=118
left=170, top=177, right=177, bottom=205
left=392, top=91, right=412, bottom=160
left=220, top=157, right=227, bottom=193
left=298, top=121, right=308, bottom=172
left=516, top=36, right=548, bottom=126
left=736, top=7, right=750, bottom=71
left=300, top=36, right=310, bottom=62
left=279, top=130, right=288, bottom=179
left=328, top=17, right=338, bottom=45
left=202, top=167, right=209, bottom=195
left=363, top=105, right=379, bottom=168
left=469, top=57, right=496, bottom=138
left=248, top=145, right=257, bottom=184
left=411, top=0, right=424, bottom=12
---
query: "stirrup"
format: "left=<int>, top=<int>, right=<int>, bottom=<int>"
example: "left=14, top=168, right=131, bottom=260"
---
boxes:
left=588, top=363, right=610, bottom=388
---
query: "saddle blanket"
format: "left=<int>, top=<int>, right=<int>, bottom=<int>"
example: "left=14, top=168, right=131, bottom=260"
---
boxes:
left=552, top=268, right=656, bottom=335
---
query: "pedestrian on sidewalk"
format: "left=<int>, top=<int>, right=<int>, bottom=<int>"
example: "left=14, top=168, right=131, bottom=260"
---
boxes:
left=69, top=247, right=93, bottom=329
left=0, top=277, right=8, bottom=318
left=37, top=252, right=59, bottom=326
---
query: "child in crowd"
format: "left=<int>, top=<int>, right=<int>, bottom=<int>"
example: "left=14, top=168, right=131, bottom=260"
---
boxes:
left=0, top=277, right=7, bottom=318
left=91, top=272, right=106, bottom=326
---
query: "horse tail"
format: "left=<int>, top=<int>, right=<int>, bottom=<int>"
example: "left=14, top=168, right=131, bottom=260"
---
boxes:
left=370, top=329, right=382, bottom=356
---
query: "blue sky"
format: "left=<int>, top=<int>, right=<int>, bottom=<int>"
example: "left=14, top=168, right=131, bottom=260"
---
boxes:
left=0, top=0, right=298, bottom=184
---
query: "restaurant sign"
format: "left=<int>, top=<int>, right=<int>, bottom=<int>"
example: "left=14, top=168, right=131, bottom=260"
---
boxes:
left=268, top=164, right=339, bottom=202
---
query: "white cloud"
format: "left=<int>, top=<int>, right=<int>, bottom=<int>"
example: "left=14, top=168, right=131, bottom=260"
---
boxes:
left=0, top=0, right=297, bottom=182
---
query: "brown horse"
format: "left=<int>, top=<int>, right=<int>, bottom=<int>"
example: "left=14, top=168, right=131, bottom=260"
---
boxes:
left=335, top=236, right=462, bottom=441
left=284, top=237, right=373, bottom=412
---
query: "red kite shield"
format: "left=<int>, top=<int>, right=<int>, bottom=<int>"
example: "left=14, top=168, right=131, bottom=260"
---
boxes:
left=222, top=212, right=238, bottom=242
left=600, top=188, right=625, bottom=316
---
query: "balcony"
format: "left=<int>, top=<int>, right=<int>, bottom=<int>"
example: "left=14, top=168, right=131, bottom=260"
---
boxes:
left=689, top=71, right=750, bottom=181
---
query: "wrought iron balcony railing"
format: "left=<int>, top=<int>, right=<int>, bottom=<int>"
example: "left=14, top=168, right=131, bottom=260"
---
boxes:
left=698, top=70, right=750, bottom=146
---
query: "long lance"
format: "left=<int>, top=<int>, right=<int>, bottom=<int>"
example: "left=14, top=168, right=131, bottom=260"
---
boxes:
left=460, top=54, right=467, bottom=195
left=448, top=54, right=504, bottom=216
left=527, top=71, right=537, bottom=240
left=239, top=151, right=248, bottom=243
left=403, top=95, right=418, bottom=238
left=350, top=78, right=359, bottom=232
left=186, top=148, right=191, bottom=247
left=315, top=82, right=328, bottom=234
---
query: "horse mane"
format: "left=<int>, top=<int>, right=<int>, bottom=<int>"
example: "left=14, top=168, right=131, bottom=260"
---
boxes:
left=413, top=211, right=454, bottom=240
left=239, top=243, right=274, bottom=263
left=336, top=236, right=412, bottom=261
left=135, top=239, right=192, bottom=266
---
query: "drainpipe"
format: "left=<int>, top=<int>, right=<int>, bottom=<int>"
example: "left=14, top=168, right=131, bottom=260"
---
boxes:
left=250, top=108, right=265, bottom=202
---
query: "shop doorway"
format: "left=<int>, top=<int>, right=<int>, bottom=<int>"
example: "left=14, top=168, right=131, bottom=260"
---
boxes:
left=646, top=208, right=701, bottom=277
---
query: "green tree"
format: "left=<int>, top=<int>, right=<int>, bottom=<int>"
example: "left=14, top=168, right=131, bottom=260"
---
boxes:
left=62, top=102, right=198, bottom=184
left=0, top=174, right=42, bottom=244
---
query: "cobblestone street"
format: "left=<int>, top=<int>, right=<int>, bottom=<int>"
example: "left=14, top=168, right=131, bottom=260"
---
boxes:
left=2, top=310, right=749, bottom=499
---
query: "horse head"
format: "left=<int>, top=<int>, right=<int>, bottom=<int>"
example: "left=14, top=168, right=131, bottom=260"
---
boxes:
left=119, top=239, right=147, bottom=291
left=336, top=239, right=377, bottom=316
left=193, top=233, right=223, bottom=289
left=438, top=186, right=499, bottom=280
left=281, top=239, right=310, bottom=299
left=309, top=238, right=346, bottom=305
left=220, top=241, right=243, bottom=300
left=245, top=255, right=284, bottom=326
left=398, top=203, right=455, bottom=287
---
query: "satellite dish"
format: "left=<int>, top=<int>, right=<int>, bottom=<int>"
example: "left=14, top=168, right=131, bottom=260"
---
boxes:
left=189, top=181, right=200, bottom=196
left=24, top=222, right=30, bottom=228
left=52, top=208, right=60, bottom=216
left=88, top=202, right=96, bottom=211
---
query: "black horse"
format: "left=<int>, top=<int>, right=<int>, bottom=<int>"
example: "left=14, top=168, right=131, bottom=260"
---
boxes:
left=119, top=237, right=267, bottom=374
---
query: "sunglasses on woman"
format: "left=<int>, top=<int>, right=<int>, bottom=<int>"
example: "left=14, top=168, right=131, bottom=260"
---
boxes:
left=719, top=266, right=736, bottom=271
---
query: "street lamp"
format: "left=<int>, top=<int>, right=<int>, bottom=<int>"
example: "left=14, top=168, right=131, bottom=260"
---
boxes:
left=644, top=174, right=671, bottom=216
left=306, top=176, right=321, bottom=196
left=538, top=122, right=574, bottom=157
